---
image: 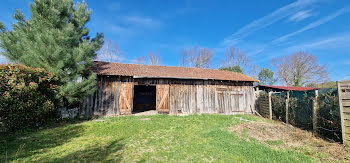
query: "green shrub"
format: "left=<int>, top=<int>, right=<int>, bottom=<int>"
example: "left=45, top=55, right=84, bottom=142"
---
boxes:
left=288, top=92, right=313, bottom=130
left=317, top=89, right=341, bottom=142
left=271, top=94, right=286, bottom=122
left=0, top=64, right=60, bottom=131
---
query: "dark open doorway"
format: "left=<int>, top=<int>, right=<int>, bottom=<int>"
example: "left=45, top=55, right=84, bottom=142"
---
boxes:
left=133, top=85, right=156, bottom=113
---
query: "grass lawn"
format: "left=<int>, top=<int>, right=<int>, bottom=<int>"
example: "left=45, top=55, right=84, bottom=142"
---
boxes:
left=0, top=114, right=345, bottom=162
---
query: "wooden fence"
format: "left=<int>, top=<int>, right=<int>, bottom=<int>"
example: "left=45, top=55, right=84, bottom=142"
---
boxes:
left=259, top=92, right=272, bottom=119
left=337, top=80, right=350, bottom=145
left=259, top=86, right=348, bottom=144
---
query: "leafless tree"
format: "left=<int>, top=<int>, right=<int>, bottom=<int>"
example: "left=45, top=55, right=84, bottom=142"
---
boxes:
left=221, top=46, right=250, bottom=71
left=272, top=51, right=329, bottom=86
left=220, top=46, right=259, bottom=76
left=179, top=46, right=213, bottom=68
left=135, top=56, right=147, bottom=65
left=147, top=50, right=161, bottom=65
left=96, top=39, right=123, bottom=62
left=250, top=64, right=260, bottom=79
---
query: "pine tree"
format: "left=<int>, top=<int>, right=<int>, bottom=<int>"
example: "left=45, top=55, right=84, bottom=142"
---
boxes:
left=0, top=0, right=104, bottom=105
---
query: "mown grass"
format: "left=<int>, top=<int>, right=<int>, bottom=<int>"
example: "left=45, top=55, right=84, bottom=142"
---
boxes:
left=0, top=114, right=316, bottom=162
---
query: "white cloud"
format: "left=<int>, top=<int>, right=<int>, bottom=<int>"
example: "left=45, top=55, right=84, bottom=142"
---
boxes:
left=250, top=5, right=350, bottom=56
left=253, top=33, right=350, bottom=63
left=286, top=34, right=350, bottom=50
left=107, top=2, right=121, bottom=12
left=122, top=15, right=162, bottom=28
left=221, top=0, right=317, bottom=46
left=105, top=15, right=163, bottom=38
left=160, top=0, right=197, bottom=19
left=109, top=24, right=129, bottom=33
left=274, top=5, right=350, bottom=43
left=288, top=9, right=313, bottom=22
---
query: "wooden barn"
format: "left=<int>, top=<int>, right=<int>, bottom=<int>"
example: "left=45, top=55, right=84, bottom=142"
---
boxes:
left=80, top=61, right=258, bottom=116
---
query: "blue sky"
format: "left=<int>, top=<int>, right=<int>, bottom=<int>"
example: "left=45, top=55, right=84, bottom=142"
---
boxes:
left=1, top=0, right=350, bottom=81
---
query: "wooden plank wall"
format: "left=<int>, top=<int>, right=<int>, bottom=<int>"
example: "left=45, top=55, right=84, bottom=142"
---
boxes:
left=119, top=83, right=134, bottom=115
left=80, top=76, right=120, bottom=116
left=80, top=76, right=255, bottom=116
left=156, top=85, right=170, bottom=113
left=259, top=95, right=271, bottom=119
left=337, top=80, right=350, bottom=144
left=80, top=76, right=133, bottom=116
left=169, top=84, right=255, bottom=115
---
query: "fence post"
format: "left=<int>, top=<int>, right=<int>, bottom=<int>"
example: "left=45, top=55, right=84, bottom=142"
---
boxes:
left=337, top=81, right=346, bottom=144
left=285, top=91, right=290, bottom=124
left=312, top=89, right=319, bottom=134
left=268, top=91, right=272, bottom=120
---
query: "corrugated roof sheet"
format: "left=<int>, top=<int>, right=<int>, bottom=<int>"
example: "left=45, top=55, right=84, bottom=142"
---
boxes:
left=92, top=61, right=258, bottom=82
left=259, top=85, right=317, bottom=91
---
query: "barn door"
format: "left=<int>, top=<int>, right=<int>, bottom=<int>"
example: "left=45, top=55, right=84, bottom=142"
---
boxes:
left=156, top=85, right=170, bottom=113
left=231, top=91, right=244, bottom=112
left=119, top=83, right=134, bottom=115
left=217, top=92, right=226, bottom=113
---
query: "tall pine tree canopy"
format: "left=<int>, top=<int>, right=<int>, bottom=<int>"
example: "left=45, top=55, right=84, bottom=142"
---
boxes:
left=0, top=0, right=104, bottom=105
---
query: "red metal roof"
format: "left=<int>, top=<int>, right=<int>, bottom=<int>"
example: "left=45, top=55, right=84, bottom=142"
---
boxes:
left=259, top=85, right=317, bottom=91
left=92, top=61, right=258, bottom=82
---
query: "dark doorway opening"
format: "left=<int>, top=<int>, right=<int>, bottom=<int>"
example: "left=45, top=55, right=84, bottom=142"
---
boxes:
left=133, top=85, right=156, bottom=113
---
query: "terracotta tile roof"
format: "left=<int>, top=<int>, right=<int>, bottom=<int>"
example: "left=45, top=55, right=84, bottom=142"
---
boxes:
left=92, top=61, right=258, bottom=82
left=259, top=85, right=317, bottom=91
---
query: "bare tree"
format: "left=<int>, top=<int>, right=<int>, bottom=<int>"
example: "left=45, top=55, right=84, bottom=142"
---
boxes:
left=135, top=56, right=146, bottom=65
left=147, top=50, right=161, bottom=65
left=250, top=64, right=260, bottom=79
left=179, top=46, right=213, bottom=68
left=220, top=46, right=259, bottom=77
left=272, top=51, right=328, bottom=86
left=221, top=46, right=250, bottom=70
left=96, top=39, right=123, bottom=62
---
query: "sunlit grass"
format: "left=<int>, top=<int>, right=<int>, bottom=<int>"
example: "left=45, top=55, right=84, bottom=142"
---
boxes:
left=1, top=114, right=314, bottom=162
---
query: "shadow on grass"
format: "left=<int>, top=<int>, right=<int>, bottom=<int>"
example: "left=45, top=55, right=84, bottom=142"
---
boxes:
left=50, top=139, right=124, bottom=162
left=0, top=122, right=85, bottom=162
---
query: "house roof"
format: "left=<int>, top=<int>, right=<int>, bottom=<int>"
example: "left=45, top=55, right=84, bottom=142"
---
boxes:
left=258, top=85, right=317, bottom=91
left=92, top=61, right=258, bottom=82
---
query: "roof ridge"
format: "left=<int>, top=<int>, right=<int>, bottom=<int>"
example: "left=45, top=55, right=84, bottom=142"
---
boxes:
left=94, top=61, right=250, bottom=75
left=93, top=61, right=258, bottom=82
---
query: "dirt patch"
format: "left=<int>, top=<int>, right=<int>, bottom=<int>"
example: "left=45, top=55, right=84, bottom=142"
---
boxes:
left=139, top=118, right=151, bottom=121
left=133, top=110, right=157, bottom=116
left=229, top=121, right=349, bottom=162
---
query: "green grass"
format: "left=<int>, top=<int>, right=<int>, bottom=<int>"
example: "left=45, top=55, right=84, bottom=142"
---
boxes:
left=0, top=114, right=315, bottom=162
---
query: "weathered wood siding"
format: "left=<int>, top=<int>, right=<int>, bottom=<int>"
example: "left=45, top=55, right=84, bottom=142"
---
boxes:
left=259, top=95, right=271, bottom=119
left=119, top=83, right=134, bottom=115
left=156, top=85, right=170, bottom=113
left=169, top=84, right=255, bottom=115
left=337, top=80, right=350, bottom=144
left=80, top=76, right=255, bottom=116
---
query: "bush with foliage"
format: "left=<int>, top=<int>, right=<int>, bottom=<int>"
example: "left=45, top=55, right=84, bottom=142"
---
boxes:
left=0, top=0, right=103, bottom=105
left=0, top=64, right=60, bottom=131
left=283, top=92, right=314, bottom=130
left=317, top=89, right=341, bottom=142
left=271, top=94, right=286, bottom=122
left=219, top=66, right=243, bottom=73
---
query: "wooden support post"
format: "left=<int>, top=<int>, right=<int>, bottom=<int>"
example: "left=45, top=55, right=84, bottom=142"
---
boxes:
left=312, top=90, right=319, bottom=134
left=337, top=81, right=346, bottom=144
left=285, top=91, right=290, bottom=124
left=268, top=91, right=272, bottom=120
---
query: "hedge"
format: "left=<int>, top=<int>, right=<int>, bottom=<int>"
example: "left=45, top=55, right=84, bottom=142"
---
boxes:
left=0, top=64, right=60, bottom=131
